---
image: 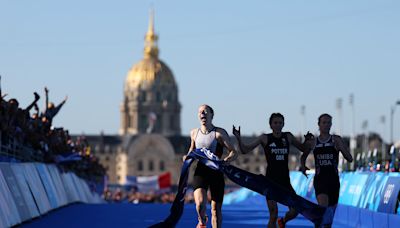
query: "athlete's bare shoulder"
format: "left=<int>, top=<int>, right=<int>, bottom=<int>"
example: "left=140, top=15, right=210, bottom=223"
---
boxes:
left=214, top=126, right=226, bottom=133
left=190, top=128, right=199, bottom=139
left=214, top=127, right=229, bottom=137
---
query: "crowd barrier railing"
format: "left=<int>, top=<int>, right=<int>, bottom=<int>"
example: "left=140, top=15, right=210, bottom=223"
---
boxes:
left=0, top=162, right=104, bottom=227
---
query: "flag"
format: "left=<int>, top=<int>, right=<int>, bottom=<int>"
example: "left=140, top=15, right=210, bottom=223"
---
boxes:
left=54, top=153, right=82, bottom=163
left=126, top=172, right=171, bottom=192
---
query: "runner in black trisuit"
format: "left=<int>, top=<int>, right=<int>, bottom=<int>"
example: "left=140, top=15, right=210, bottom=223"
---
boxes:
left=233, top=113, right=313, bottom=228
left=300, top=113, right=353, bottom=228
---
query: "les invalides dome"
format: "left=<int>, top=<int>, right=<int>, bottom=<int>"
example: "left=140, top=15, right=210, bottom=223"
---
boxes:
left=120, top=11, right=181, bottom=136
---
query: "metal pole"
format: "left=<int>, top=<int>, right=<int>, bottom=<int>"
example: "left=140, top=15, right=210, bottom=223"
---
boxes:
left=391, top=106, right=395, bottom=144
left=380, top=115, right=386, bottom=163
left=336, top=98, right=343, bottom=135
left=336, top=98, right=344, bottom=171
left=391, top=101, right=400, bottom=144
left=300, top=105, right=306, bottom=137
left=349, top=94, right=356, bottom=171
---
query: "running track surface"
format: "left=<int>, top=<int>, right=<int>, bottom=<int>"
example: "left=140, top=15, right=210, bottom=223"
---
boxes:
left=21, top=203, right=352, bottom=228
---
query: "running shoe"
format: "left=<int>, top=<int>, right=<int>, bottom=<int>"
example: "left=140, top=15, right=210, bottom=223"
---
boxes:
left=277, top=217, right=285, bottom=228
left=196, top=215, right=208, bottom=228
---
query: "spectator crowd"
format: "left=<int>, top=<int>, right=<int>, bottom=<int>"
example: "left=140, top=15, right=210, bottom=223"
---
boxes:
left=0, top=85, right=106, bottom=184
left=102, top=186, right=238, bottom=204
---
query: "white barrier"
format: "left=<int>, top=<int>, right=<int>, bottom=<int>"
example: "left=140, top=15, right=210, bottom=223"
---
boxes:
left=71, top=174, right=90, bottom=203
left=22, top=163, right=52, bottom=214
left=0, top=163, right=31, bottom=222
left=79, top=178, right=96, bottom=203
left=47, top=165, right=68, bottom=207
left=35, top=163, right=61, bottom=209
left=0, top=162, right=103, bottom=227
left=0, top=165, right=21, bottom=227
left=61, top=172, right=80, bottom=203
left=10, top=164, right=40, bottom=219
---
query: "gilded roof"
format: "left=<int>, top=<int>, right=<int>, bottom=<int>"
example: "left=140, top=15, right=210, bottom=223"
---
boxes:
left=125, top=10, right=176, bottom=91
left=125, top=58, right=176, bottom=90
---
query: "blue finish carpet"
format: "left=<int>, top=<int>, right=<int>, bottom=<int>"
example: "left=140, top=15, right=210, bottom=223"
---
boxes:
left=21, top=202, right=354, bottom=228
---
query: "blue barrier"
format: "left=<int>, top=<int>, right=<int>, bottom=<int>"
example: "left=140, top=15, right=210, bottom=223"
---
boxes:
left=226, top=171, right=400, bottom=215
left=334, top=204, right=400, bottom=227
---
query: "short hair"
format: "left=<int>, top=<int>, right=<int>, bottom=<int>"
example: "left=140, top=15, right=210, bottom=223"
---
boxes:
left=200, top=104, right=214, bottom=116
left=269, top=113, right=284, bottom=125
left=318, top=113, right=332, bottom=124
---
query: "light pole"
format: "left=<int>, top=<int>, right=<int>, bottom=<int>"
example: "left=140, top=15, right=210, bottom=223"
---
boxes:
left=300, top=105, right=306, bottom=137
left=335, top=98, right=343, bottom=170
left=380, top=115, right=386, bottom=163
left=390, top=100, right=400, bottom=144
left=362, top=120, right=369, bottom=164
left=336, top=98, right=343, bottom=135
left=349, top=94, right=356, bottom=170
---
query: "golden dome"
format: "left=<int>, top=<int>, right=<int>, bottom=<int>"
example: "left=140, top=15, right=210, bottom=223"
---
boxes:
left=125, top=10, right=176, bottom=91
left=125, top=58, right=176, bottom=90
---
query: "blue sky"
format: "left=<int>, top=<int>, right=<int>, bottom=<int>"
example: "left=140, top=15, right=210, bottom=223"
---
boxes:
left=1, top=0, right=400, bottom=142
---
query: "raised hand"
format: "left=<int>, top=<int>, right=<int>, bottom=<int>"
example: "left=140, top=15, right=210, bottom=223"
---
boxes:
left=44, top=87, right=49, bottom=93
left=232, top=125, right=241, bottom=138
left=299, top=165, right=310, bottom=178
left=304, top=131, right=314, bottom=141
left=34, top=92, right=40, bottom=101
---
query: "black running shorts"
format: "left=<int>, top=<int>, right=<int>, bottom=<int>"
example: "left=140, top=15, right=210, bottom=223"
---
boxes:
left=192, top=162, right=225, bottom=203
left=313, top=174, right=340, bottom=206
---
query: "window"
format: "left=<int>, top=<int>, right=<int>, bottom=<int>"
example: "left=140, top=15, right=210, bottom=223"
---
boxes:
left=141, top=91, right=147, bottom=102
left=169, top=115, right=174, bottom=129
left=139, top=114, right=147, bottom=131
left=160, top=161, right=165, bottom=171
left=156, top=91, right=161, bottom=102
left=155, top=114, right=162, bottom=132
left=138, top=160, right=143, bottom=171
left=127, top=115, right=131, bottom=128
left=149, top=160, right=154, bottom=171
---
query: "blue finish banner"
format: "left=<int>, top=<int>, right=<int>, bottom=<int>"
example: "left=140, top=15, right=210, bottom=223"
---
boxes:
left=150, top=148, right=334, bottom=227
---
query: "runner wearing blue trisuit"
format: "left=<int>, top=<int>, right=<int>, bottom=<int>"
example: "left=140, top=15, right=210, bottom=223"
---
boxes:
left=300, top=113, right=353, bottom=228
left=233, top=113, right=313, bottom=228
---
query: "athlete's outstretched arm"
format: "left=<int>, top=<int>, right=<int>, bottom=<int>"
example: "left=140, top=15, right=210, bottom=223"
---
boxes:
left=299, top=151, right=310, bottom=177
left=287, top=132, right=314, bottom=153
left=217, top=128, right=238, bottom=163
left=299, top=136, right=314, bottom=177
left=232, top=125, right=264, bottom=154
left=334, top=135, right=353, bottom=162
